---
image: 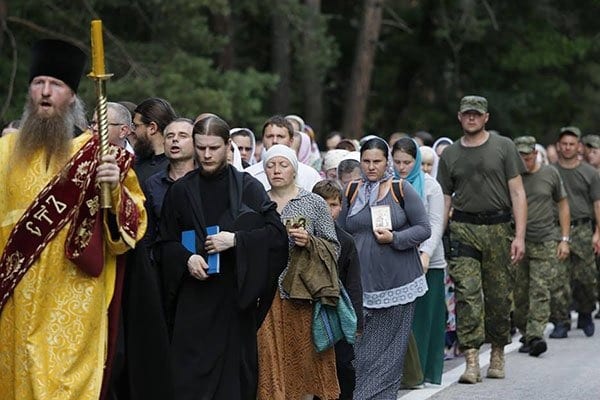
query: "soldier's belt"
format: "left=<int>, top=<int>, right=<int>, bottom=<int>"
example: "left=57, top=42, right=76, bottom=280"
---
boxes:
left=571, top=217, right=592, bottom=228
left=451, top=209, right=511, bottom=225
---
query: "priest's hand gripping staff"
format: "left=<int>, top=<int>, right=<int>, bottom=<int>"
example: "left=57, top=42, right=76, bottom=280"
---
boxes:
left=88, top=20, right=113, bottom=209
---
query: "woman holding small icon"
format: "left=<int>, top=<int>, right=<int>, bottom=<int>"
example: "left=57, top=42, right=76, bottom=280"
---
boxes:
left=337, top=137, right=431, bottom=399
left=257, top=144, right=341, bottom=400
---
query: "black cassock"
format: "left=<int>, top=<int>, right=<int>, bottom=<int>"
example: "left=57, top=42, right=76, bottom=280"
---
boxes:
left=157, top=165, right=288, bottom=400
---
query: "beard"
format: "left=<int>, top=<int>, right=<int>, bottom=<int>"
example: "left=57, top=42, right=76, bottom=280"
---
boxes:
left=14, top=96, right=84, bottom=168
left=134, top=135, right=154, bottom=160
left=199, top=157, right=228, bottom=177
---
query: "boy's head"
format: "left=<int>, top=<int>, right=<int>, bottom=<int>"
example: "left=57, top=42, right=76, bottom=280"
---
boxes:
left=312, top=180, right=343, bottom=220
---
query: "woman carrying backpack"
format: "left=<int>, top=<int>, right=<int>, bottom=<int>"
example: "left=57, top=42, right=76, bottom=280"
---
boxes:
left=337, top=137, right=431, bottom=399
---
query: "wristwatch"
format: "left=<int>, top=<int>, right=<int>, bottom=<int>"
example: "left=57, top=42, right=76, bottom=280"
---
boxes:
left=561, top=236, right=571, bottom=243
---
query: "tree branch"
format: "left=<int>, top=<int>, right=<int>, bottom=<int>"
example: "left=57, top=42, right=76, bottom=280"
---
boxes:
left=382, top=5, right=414, bottom=34
left=0, top=21, right=19, bottom=122
left=481, top=0, right=499, bottom=31
left=7, top=16, right=88, bottom=49
left=81, top=0, right=150, bottom=77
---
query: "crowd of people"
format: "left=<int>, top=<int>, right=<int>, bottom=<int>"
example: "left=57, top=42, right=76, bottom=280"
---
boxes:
left=1, top=38, right=600, bottom=400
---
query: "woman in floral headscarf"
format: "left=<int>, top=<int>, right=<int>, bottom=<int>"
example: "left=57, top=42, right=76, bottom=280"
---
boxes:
left=337, top=137, right=430, bottom=399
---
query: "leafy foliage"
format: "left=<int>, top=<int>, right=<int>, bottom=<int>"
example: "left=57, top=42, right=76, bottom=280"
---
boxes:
left=2, top=0, right=599, bottom=144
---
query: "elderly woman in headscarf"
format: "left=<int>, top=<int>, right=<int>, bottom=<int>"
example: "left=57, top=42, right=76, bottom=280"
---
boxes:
left=392, top=138, right=447, bottom=386
left=257, top=145, right=341, bottom=400
left=337, top=137, right=430, bottom=399
left=419, top=145, right=439, bottom=178
left=321, top=149, right=349, bottom=180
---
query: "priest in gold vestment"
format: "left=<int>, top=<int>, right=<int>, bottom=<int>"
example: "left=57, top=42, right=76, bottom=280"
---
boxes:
left=0, top=39, right=146, bottom=400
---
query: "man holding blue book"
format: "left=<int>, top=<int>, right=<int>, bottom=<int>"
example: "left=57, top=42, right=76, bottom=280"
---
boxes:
left=156, top=114, right=288, bottom=400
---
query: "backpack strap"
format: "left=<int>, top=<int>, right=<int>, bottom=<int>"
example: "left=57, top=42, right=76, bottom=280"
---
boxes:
left=345, top=180, right=361, bottom=209
left=390, top=179, right=405, bottom=208
left=345, top=179, right=404, bottom=209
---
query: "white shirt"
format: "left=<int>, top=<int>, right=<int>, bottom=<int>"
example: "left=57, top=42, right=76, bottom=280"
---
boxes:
left=245, top=161, right=322, bottom=191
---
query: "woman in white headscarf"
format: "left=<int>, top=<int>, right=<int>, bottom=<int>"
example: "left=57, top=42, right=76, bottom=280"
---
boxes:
left=227, top=140, right=244, bottom=171
left=257, top=145, right=341, bottom=400
left=432, top=137, right=453, bottom=158
left=230, top=127, right=257, bottom=167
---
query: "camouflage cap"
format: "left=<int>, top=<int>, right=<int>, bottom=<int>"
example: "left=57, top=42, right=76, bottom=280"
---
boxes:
left=582, top=134, right=600, bottom=149
left=459, top=95, right=488, bottom=114
left=514, top=136, right=536, bottom=154
left=559, top=126, right=581, bottom=139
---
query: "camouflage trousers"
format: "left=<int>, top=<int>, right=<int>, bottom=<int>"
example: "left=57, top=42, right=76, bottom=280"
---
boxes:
left=596, top=255, right=600, bottom=304
left=513, top=240, right=557, bottom=341
left=549, top=258, right=570, bottom=326
left=551, top=224, right=598, bottom=323
left=448, top=221, right=514, bottom=350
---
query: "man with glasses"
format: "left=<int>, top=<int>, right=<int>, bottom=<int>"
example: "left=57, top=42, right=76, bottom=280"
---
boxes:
left=132, top=97, right=177, bottom=184
left=90, top=102, right=134, bottom=153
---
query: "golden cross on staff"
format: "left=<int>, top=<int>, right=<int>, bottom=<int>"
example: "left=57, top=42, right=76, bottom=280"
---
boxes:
left=88, top=19, right=113, bottom=209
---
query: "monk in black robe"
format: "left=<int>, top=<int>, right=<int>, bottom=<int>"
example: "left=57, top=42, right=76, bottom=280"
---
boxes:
left=156, top=115, right=288, bottom=400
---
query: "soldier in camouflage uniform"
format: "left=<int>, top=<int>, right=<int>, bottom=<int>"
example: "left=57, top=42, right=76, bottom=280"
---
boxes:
left=581, top=134, right=600, bottom=320
left=550, top=127, right=600, bottom=338
left=437, top=96, right=527, bottom=384
left=512, top=136, right=570, bottom=357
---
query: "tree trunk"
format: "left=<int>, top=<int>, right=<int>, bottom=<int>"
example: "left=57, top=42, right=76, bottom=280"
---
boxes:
left=212, top=8, right=234, bottom=71
left=0, top=0, right=7, bottom=50
left=302, top=0, right=323, bottom=137
left=270, top=1, right=292, bottom=114
left=341, top=0, right=384, bottom=139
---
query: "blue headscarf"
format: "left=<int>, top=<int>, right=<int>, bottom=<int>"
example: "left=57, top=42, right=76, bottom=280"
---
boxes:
left=394, top=139, right=425, bottom=200
left=349, top=137, right=394, bottom=217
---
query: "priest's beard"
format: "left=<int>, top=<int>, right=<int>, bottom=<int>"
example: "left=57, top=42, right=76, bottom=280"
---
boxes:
left=134, top=134, right=155, bottom=160
left=14, top=96, right=85, bottom=169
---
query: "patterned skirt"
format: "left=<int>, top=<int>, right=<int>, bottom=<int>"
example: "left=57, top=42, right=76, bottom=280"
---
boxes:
left=257, top=294, right=340, bottom=400
left=353, top=302, right=416, bottom=399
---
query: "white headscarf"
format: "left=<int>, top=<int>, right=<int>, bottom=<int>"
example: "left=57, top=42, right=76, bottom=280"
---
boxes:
left=322, top=149, right=349, bottom=172
left=230, top=127, right=257, bottom=165
left=419, top=145, right=439, bottom=178
left=263, top=144, right=299, bottom=173
left=229, top=141, right=244, bottom=171
left=432, top=136, right=453, bottom=156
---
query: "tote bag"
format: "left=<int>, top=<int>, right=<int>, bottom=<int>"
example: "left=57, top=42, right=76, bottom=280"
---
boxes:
left=311, top=283, right=357, bottom=352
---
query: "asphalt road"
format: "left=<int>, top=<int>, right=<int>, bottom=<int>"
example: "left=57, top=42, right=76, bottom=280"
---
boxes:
left=397, top=316, right=600, bottom=400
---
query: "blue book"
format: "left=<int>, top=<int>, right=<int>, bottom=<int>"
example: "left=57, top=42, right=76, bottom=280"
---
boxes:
left=206, top=225, right=220, bottom=275
left=181, top=230, right=196, bottom=253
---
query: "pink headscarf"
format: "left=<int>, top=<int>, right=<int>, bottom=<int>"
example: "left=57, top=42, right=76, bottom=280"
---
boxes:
left=297, top=132, right=312, bottom=164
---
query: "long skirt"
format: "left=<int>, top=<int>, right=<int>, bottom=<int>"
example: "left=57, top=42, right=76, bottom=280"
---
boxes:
left=257, top=294, right=340, bottom=400
left=412, top=269, right=446, bottom=384
left=353, top=302, right=416, bottom=399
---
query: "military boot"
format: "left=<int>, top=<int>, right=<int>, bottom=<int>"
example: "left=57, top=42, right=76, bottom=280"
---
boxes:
left=458, top=348, right=481, bottom=384
left=487, top=345, right=505, bottom=379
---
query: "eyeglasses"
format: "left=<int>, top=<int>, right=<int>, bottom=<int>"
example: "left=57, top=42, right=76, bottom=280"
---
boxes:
left=89, top=121, right=124, bottom=128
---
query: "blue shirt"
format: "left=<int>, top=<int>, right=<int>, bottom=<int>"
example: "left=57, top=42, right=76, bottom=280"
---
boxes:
left=143, top=167, right=174, bottom=246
